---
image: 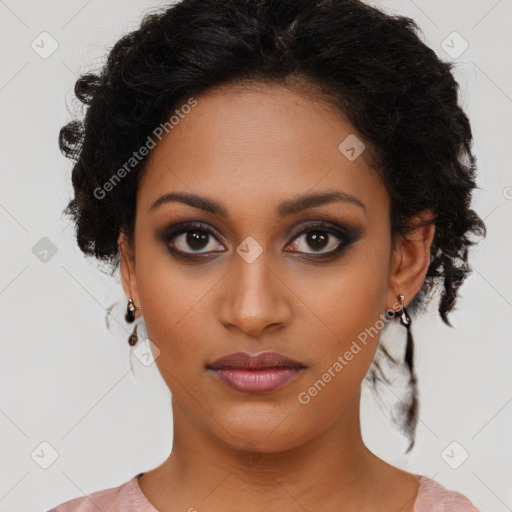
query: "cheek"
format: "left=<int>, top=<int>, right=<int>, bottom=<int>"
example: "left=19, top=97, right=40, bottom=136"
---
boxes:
left=134, top=248, right=222, bottom=377
left=298, top=246, right=389, bottom=347
left=294, top=279, right=387, bottom=426
left=137, top=279, right=205, bottom=356
left=295, top=243, right=390, bottom=390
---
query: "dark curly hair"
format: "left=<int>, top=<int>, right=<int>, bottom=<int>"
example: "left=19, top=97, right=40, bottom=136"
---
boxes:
left=59, top=0, right=487, bottom=453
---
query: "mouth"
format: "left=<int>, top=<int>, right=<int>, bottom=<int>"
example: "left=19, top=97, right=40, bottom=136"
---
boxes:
left=206, top=351, right=307, bottom=394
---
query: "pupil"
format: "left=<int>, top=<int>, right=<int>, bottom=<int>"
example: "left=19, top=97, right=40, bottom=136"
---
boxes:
left=187, top=230, right=208, bottom=250
left=307, top=231, right=328, bottom=251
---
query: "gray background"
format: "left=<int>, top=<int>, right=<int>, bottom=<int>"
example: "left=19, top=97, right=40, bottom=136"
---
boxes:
left=1, top=1, right=511, bottom=511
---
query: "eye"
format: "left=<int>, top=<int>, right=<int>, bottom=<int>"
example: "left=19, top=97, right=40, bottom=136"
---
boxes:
left=165, top=222, right=225, bottom=255
left=158, top=220, right=360, bottom=261
left=285, top=222, right=353, bottom=257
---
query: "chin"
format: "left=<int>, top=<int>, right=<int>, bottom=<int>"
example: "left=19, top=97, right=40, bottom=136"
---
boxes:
left=209, top=407, right=315, bottom=454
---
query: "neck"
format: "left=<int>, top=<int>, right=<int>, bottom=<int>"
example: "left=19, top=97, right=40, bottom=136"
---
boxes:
left=142, top=389, right=396, bottom=512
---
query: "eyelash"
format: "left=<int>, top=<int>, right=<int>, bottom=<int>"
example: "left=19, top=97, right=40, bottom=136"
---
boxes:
left=159, top=220, right=359, bottom=262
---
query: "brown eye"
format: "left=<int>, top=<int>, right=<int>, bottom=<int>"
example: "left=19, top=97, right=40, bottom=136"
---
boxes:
left=284, top=220, right=361, bottom=259
left=158, top=219, right=360, bottom=262
left=289, top=229, right=342, bottom=254
left=169, top=227, right=224, bottom=254
left=184, top=230, right=209, bottom=251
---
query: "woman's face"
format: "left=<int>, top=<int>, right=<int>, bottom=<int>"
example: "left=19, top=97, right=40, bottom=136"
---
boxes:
left=120, top=83, right=423, bottom=453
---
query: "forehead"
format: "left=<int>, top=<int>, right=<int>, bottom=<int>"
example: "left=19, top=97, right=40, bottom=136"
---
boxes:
left=138, top=83, right=389, bottom=219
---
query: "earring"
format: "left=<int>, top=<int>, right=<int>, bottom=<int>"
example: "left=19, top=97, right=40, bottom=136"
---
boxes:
left=125, top=298, right=140, bottom=323
left=396, top=293, right=418, bottom=453
left=397, top=294, right=413, bottom=372
left=128, top=323, right=138, bottom=346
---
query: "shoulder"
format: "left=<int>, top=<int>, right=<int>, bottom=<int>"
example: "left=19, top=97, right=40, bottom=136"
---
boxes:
left=414, top=475, right=481, bottom=512
left=45, top=473, right=154, bottom=512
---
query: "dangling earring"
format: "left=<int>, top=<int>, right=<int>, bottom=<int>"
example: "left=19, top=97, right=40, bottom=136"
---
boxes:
left=125, top=298, right=139, bottom=323
left=397, top=294, right=413, bottom=370
left=398, top=295, right=414, bottom=373
left=396, top=293, right=418, bottom=453
left=128, top=323, right=138, bottom=346
left=125, top=298, right=140, bottom=346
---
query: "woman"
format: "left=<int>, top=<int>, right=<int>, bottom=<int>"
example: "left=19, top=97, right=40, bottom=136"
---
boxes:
left=48, top=0, right=486, bottom=510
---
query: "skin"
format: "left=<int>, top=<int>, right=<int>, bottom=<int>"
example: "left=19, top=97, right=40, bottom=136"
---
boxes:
left=119, top=82, right=435, bottom=512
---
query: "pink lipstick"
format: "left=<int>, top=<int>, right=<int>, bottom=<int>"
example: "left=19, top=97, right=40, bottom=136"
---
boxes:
left=206, top=351, right=306, bottom=393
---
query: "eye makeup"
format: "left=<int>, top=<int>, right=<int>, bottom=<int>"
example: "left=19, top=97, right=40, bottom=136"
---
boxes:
left=154, top=217, right=363, bottom=263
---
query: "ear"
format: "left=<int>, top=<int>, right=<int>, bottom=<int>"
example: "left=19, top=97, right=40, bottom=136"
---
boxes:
left=118, top=231, right=142, bottom=319
left=385, top=210, right=436, bottom=312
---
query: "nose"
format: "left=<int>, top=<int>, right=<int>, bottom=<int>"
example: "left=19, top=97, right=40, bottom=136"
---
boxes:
left=218, top=254, right=292, bottom=338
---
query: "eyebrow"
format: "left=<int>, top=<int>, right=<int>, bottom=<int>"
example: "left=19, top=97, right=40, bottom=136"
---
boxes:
left=148, top=190, right=366, bottom=217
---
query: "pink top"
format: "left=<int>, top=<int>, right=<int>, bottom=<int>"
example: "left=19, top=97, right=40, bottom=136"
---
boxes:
left=46, top=473, right=481, bottom=511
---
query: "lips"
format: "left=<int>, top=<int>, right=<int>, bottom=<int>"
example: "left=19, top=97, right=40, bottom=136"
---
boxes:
left=206, top=351, right=306, bottom=370
left=206, top=351, right=306, bottom=393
